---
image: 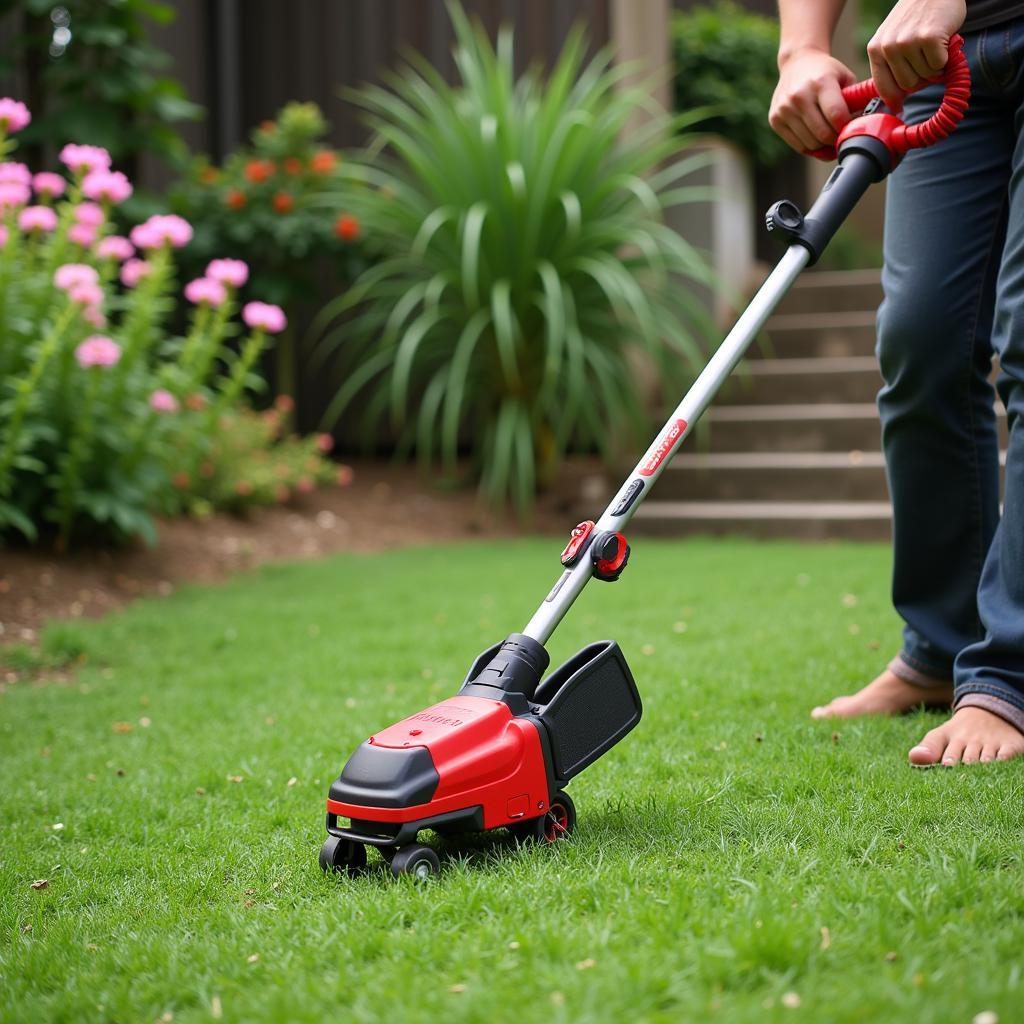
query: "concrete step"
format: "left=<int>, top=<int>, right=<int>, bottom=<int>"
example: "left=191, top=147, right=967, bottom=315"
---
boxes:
left=722, top=356, right=881, bottom=405
left=632, top=499, right=893, bottom=541
left=775, top=268, right=882, bottom=316
left=698, top=402, right=884, bottom=452
left=660, top=451, right=889, bottom=502
left=751, top=311, right=877, bottom=360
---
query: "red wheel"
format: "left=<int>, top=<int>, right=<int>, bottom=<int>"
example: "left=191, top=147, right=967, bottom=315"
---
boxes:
left=510, top=790, right=576, bottom=844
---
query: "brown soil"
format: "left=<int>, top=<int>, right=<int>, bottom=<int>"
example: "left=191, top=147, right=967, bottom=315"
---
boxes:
left=0, top=459, right=608, bottom=647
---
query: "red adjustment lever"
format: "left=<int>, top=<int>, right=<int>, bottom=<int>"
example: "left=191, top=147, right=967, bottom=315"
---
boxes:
left=560, top=520, right=595, bottom=567
left=591, top=531, right=630, bottom=582
left=806, top=33, right=970, bottom=163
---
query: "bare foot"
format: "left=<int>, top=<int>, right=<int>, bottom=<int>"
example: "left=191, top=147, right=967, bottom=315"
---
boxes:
left=908, top=706, right=1024, bottom=766
left=810, top=668, right=953, bottom=719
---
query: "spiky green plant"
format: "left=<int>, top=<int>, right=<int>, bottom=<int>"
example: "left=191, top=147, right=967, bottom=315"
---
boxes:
left=314, top=2, right=714, bottom=513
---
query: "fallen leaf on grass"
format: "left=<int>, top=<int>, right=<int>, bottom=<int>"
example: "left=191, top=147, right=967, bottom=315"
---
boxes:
left=226, top=775, right=243, bottom=783
left=820, top=926, right=831, bottom=951
left=112, top=722, right=133, bottom=734
left=211, top=995, right=222, bottom=1019
left=550, top=992, right=565, bottom=1007
left=885, top=951, right=897, bottom=962
left=641, top=644, right=655, bottom=656
left=21, top=922, right=32, bottom=933
left=508, top=941, right=520, bottom=950
left=247, top=954, right=259, bottom=964
left=51, top=822, right=64, bottom=831
left=244, top=888, right=256, bottom=896
left=287, top=777, right=297, bottom=787
left=159, top=1013, right=173, bottom=1023
left=448, top=984, right=466, bottom=994
left=195, top=787, right=206, bottom=796
left=30, top=879, right=48, bottom=890
left=576, top=958, right=596, bottom=971
left=973, top=1013, right=998, bottom=1024
left=781, top=992, right=801, bottom=1009
left=139, top=717, right=151, bottom=728
left=86, top=773, right=97, bottom=782
left=831, top=732, right=840, bottom=744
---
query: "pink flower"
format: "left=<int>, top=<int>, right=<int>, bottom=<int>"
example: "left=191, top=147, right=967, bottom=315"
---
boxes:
left=75, top=335, right=121, bottom=369
left=82, top=306, right=106, bottom=328
left=149, top=389, right=179, bottom=414
left=297, top=476, right=315, bottom=494
left=32, top=172, right=66, bottom=199
left=336, top=465, right=354, bottom=487
left=17, top=205, right=57, bottom=233
left=0, top=98, right=31, bottom=134
left=54, top=263, right=98, bottom=290
left=242, top=301, right=287, bottom=334
left=120, top=258, right=152, bottom=288
left=206, top=258, right=249, bottom=288
left=130, top=214, right=192, bottom=250
left=0, top=182, right=29, bottom=210
left=0, top=162, right=31, bottom=185
left=59, top=144, right=111, bottom=175
left=316, top=433, right=334, bottom=454
left=82, top=169, right=132, bottom=204
left=184, top=276, right=227, bottom=308
left=68, top=222, right=97, bottom=248
left=69, top=282, right=104, bottom=308
left=74, top=202, right=105, bottom=227
left=96, top=235, right=134, bottom=262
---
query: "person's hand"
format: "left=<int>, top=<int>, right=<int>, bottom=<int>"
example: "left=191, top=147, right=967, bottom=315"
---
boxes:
left=769, top=49, right=857, bottom=154
left=867, top=0, right=966, bottom=111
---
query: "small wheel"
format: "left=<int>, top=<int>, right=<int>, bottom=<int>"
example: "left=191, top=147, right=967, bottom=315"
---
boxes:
left=540, top=790, right=576, bottom=843
left=511, top=791, right=576, bottom=844
left=319, top=836, right=367, bottom=876
left=390, top=843, right=440, bottom=880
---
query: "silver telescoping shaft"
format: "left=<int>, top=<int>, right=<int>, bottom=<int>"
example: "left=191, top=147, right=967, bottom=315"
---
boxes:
left=521, top=242, right=812, bottom=645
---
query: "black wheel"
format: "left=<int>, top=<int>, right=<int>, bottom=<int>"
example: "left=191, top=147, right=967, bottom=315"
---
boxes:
left=319, top=836, right=367, bottom=876
left=511, top=790, right=576, bottom=844
left=390, top=843, right=440, bottom=880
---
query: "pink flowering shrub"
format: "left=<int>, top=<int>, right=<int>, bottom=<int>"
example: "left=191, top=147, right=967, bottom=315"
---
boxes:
left=0, top=102, right=341, bottom=548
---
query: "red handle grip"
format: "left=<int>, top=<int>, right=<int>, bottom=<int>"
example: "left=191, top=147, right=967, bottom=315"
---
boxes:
left=806, top=34, right=970, bottom=162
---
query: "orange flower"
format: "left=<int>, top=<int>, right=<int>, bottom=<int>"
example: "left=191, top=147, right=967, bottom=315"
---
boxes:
left=200, top=166, right=220, bottom=185
left=310, top=150, right=337, bottom=174
left=186, top=393, right=207, bottom=411
left=274, top=394, right=295, bottom=414
left=273, top=191, right=294, bottom=214
left=244, top=159, right=273, bottom=184
left=226, top=188, right=246, bottom=210
left=334, top=214, right=360, bottom=241
left=260, top=120, right=275, bottom=134
left=283, top=156, right=303, bottom=176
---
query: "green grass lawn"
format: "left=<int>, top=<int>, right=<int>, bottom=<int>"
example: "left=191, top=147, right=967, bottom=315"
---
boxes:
left=2, top=538, right=1022, bottom=1023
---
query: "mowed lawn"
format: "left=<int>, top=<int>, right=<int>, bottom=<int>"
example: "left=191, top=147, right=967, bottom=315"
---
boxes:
left=2, top=539, right=1022, bottom=1024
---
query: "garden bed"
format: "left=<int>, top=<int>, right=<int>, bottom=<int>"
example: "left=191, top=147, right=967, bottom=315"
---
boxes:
left=0, top=459, right=602, bottom=648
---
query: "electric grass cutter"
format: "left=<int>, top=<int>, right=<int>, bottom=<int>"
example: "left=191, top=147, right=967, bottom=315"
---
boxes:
left=321, top=37, right=971, bottom=880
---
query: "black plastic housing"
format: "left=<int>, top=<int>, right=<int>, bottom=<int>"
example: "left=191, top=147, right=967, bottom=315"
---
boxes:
left=458, top=632, right=551, bottom=712
left=329, top=742, right=439, bottom=808
left=532, top=641, right=642, bottom=781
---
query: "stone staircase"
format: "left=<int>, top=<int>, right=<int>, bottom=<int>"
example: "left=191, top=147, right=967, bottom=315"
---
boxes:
left=633, top=269, right=1006, bottom=540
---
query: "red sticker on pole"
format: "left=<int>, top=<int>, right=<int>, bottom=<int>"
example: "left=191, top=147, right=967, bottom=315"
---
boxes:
left=639, top=418, right=688, bottom=477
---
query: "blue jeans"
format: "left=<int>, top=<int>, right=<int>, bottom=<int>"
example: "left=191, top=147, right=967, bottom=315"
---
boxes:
left=879, top=19, right=1024, bottom=732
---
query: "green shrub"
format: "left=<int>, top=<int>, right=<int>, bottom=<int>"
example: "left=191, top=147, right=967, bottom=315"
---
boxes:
left=171, top=102, right=367, bottom=312
left=672, top=1, right=789, bottom=167
left=314, top=2, right=713, bottom=513
left=1, top=0, right=201, bottom=178
left=0, top=108, right=339, bottom=548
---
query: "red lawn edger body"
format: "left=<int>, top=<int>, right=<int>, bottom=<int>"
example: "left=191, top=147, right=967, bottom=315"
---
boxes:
left=320, top=37, right=970, bottom=880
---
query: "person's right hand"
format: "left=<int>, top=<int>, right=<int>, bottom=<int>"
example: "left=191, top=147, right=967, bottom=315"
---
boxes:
left=769, top=49, right=858, bottom=154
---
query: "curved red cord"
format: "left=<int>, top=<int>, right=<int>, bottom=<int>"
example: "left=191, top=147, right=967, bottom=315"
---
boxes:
left=805, top=34, right=970, bottom=161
